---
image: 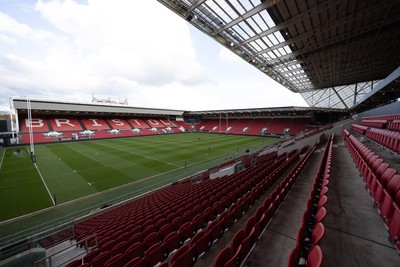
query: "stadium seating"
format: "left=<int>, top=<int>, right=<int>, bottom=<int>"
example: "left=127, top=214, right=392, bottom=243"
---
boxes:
left=81, top=118, right=110, bottom=131
left=49, top=117, right=84, bottom=131
left=342, top=129, right=400, bottom=250
left=286, top=134, right=334, bottom=267
left=211, top=139, right=321, bottom=267
left=106, top=118, right=132, bottom=129
left=19, top=116, right=50, bottom=132
left=72, top=146, right=322, bottom=267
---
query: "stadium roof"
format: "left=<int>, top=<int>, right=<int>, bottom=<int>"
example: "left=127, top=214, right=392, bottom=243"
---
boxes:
left=157, top=0, right=400, bottom=110
left=11, top=97, right=185, bottom=116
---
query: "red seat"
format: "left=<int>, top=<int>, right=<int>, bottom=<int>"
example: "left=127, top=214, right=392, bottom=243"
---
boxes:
left=91, top=251, right=111, bottom=267
left=239, top=227, right=255, bottom=260
left=310, top=223, right=325, bottom=250
left=104, top=254, right=126, bottom=267
left=387, top=174, right=400, bottom=198
left=124, top=257, right=146, bottom=267
left=224, top=244, right=242, bottom=267
left=170, top=244, right=189, bottom=266
left=178, top=222, right=196, bottom=242
left=65, top=259, right=81, bottom=267
left=207, top=220, right=224, bottom=243
left=170, top=245, right=196, bottom=267
left=380, top=168, right=397, bottom=187
left=388, top=204, right=400, bottom=250
left=111, top=240, right=129, bottom=257
left=307, top=245, right=323, bottom=267
left=144, top=232, right=161, bottom=249
left=213, top=247, right=232, bottom=267
left=83, top=248, right=100, bottom=264
left=164, top=231, right=182, bottom=255
left=287, top=245, right=300, bottom=267
left=144, top=243, right=166, bottom=266
left=124, top=242, right=144, bottom=261
left=159, top=223, right=174, bottom=240
left=190, top=230, right=212, bottom=257
left=230, top=229, right=245, bottom=253
left=244, top=216, right=256, bottom=236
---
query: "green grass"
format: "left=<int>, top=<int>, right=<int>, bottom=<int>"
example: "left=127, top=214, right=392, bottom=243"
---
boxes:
left=0, top=133, right=278, bottom=224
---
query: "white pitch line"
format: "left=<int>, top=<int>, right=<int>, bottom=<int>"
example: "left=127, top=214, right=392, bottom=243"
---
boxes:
left=26, top=147, right=55, bottom=206
left=0, top=148, right=5, bottom=170
left=34, top=163, right=56, bottom=206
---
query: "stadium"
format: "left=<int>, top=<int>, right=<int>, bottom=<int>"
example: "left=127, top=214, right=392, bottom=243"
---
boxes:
left=0, top=0, right=400, bottom=267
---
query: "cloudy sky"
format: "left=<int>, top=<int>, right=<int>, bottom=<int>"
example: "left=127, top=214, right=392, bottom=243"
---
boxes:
left=0, top=0, right=308, bottom=112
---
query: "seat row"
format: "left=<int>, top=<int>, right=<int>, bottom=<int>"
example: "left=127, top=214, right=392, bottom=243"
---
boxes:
left=287, top=134, right=333, bottom=267
left=68, top=151, right=297, bottom=266
left=342, top=130, right=400, bottom=251
left=213, top=142, right=319, bottom=267
left=364, top=127, right=400, bottom=155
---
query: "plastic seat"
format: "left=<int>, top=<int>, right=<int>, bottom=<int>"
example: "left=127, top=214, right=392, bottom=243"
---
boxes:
left=124, top=256, right=146, bottom=267
left=178, top=222, right=196, bottom=242
left=254, top=213, right=266, bottom=239
left=111, top=240, right=129, bottom=257
left=380, top=168, right=398, bottom=187
left=65, top=258, right=81, bottom=267
left=388, top=204, right=400, bottom=250
left=170, top=245, right=196, bottom=267
left=170, top=244, right=189, bottom=266
left=213, top=247, right=232, bottom=267
left=309, top=223, right=325, bottom=250
left=83, top=248, right=100, bottom=264
left=104, top=253, right=126, bottom=267
left=306, top=245, right=323, bottom=267
left=314, top=207, right=327, bottom=224
left=164, top=231, right=182, bottom=255
left=244, top=216, right=256, bottom=236
left=239, top=227, right=255, bottom=260
left=207, top=220, right=224, bottom=243
left=145, top=243, right=166, bottom=266
left=224, top=244, right=242, bottom=267
left=287, top=245, right=300, bottom=267
left=144, top=232, right=161, bottom=249
left=230, top=229, right=245, bottom=253
left=91, top=251, right=111, bottom=267
left=124, top=242, right=144, bottom=261
left=386, top=174, right=400, bottom=197
left=191, top=230, right=212, bottom=257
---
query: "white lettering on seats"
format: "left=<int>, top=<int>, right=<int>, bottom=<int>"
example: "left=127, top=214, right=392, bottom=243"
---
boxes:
left=25, top=118, right=43, bottom=127
left=147, top=119, right=159, bottom=125
left=160, top=119, right=173, bottom=126
left=55, top=119, right=74, bottom=127
left=112, top=119, right=124, bottom=126
left=131, top=119, right=141, bottom=126
left=89, top=119, right=102, bottom=127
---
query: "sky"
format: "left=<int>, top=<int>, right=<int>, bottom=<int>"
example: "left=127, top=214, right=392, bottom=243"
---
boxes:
left=0, top=0, right=308, bottom=112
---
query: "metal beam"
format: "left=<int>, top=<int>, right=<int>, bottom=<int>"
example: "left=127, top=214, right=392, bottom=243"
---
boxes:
left=214, top=0, right=277, bottom=35
left=332, top=87, right=349, bottom=109
left=189, top=0, right=208, bottom=12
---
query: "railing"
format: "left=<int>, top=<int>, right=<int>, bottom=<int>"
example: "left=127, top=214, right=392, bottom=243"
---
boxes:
left=34, top=234, right=97, bottom=267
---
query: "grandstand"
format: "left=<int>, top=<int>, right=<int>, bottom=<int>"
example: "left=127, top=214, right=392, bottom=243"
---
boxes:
left=1, top=0, right=400, bottom=267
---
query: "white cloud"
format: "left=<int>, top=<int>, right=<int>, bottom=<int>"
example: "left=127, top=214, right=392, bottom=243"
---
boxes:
left=0, top=0, right=307, bottom=110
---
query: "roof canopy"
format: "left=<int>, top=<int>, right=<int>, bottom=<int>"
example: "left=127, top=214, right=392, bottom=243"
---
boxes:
left=157, top=0, right=400, bottom=110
